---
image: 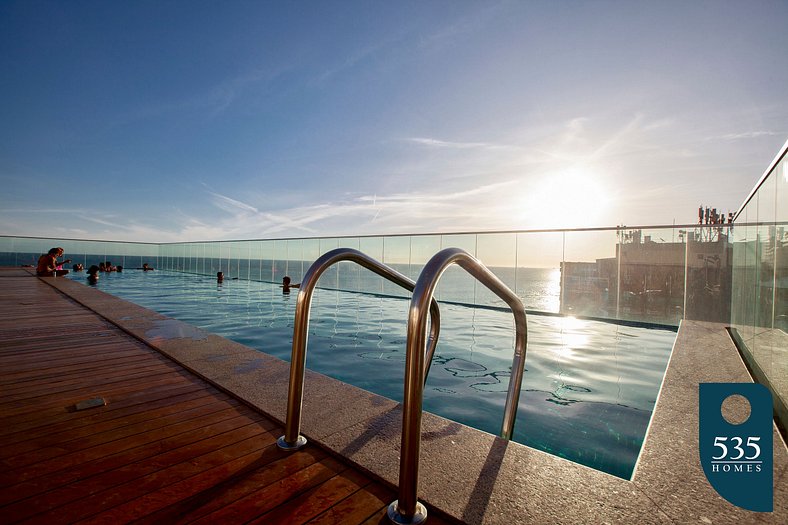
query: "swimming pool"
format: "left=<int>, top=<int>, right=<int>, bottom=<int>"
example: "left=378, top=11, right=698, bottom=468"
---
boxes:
left=67, top=269, right=675, bottom=479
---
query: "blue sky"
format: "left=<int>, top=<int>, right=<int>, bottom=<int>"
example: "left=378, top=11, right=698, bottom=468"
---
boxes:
left=1, top=0, right=786, bottom=242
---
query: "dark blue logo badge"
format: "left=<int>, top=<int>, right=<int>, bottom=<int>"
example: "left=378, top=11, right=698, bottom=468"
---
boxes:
left=699, top=383, right=773, bottom=512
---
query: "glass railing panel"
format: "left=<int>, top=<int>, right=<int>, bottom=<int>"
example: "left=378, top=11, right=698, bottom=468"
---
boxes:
left=382, top=236, right=410, bottom=298
left=248, top=241, right=263, bottom=280
left=85, top=240, right=109, bottom=269
left=179, top=243, right=189, bottom=273
left=179, top=242, right=189, bottom=272
left=259, top=240, right=275, bottom=282
left=731, top=209, right=754, bottom=341
left=0, top=237, right=14, bottom=265
left=185, top=242, right=195, bottom=274
left=684, top=225, right=729, bottom=323
left=437, top=233, right=477, bottom=304
left=755, top=175, right=777, bottom=332
left=751, top=173, right=779, bottom=408
left=62, top=239, right=87, bottom=268
left=516, top=231, right=563, bottom=313
left=184, top=242, right=194, bottom=274
left=359, top=236, right=384, bottom=294
left=223, top=241, right=232, bottom=276
left=317, top=238, right=341, bottom=290
left=301, top=239, right=321, bottom=284
left=213, top=241, right=225, bottom=273
left=775, top=157, right=787, bottom=334
left=202, top=242, right=216, bottom=276
left=772, top=158, right=787, bottom=411
left=741, top=208, right=759, bottom=348
left=104, top=245, right=126, bottom=272
left=271, top=240, right=288, bottom=284
left=167, top=243, right=178, bottom=272
left=562, top=230, right=617, bottom=320
left=242, top=241, right=254, bottom=280
left=11, top=237, right=50, bottom=267
left=475, top=233, right=517, bottom=308
left=336, top=237, right=362, bottom=292
left=128, top=242, right=145, bottom=268
left=409, top=234, right=441, bottom=286
left=200, top=242, right=210, bottom=275
left=285, top=239, right=305, bottom=284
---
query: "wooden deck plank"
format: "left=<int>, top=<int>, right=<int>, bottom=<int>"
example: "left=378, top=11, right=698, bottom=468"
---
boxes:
left=0, top=393, right=238, bottom=458
left=76, top=440, right=315, bottom=524
left=0, top=361, right=178, bottom=399
left=305, top=480, right=393, bottom=525
left=10, top=432, right=280, bottom=524
left=0, top=405, right=262, bottom=485
left=0, top=420, right=269, bottom=509
left=188, top=456, right=350, bottom=525
left=0, top=272, right=421, bottom=525
left=250, top=467, right=374, bottom=525
left=135, top=446, right=331, bottom=524
left=0, top=382, right=210, bottom=435
left=0, top=389, right=227, bottom=448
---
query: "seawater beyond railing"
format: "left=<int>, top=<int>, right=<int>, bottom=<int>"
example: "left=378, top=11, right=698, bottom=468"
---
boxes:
left=275, top=248, right=441, bottom=452
left=388, top=248, right=528, bottom=524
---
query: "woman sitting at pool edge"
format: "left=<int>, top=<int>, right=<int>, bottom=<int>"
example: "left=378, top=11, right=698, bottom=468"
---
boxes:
left=36, top=248, right=71, bottom=277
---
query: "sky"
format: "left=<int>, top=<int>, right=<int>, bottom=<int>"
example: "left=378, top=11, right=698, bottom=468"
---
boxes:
left=1, top=0, right=786, bottom=243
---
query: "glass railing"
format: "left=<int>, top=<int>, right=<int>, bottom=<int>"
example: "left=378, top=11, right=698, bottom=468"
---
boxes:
left=729, top=138, right=787, bottom=434
left=0, top=236, right=159, bottom=271
left=2, top=223, right=752, bottom=329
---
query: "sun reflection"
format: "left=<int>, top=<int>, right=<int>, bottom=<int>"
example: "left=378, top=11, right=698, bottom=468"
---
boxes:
left=552, top=315, right=590, bottom=359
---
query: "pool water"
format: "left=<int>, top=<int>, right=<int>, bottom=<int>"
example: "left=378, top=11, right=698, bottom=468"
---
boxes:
left=68, top=269, right=675, bottom=479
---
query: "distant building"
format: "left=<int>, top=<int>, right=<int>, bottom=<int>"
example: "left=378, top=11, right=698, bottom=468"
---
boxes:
left=560, top=228, right=732, bottom=325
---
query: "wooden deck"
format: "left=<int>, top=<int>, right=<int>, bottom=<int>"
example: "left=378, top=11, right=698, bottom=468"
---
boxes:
left=0, top=270, right=453, bottom=524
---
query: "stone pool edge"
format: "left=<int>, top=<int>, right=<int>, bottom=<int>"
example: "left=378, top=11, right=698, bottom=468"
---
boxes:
left=43, top=275, right=786, bottom=525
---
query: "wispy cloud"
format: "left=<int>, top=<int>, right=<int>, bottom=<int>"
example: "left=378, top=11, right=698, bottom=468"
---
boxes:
left=717, top=131, right=780, bottom=141
left=405, top=137, right=512, bottom=151
left=207, top=191, right=260, bottom=215
left=418, top=2, right=507, bottom=52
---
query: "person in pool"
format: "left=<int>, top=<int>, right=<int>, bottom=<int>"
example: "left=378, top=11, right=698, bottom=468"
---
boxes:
left=87, top=265, right=100, bottom=284
left=282, top=276, right=300, bottom=294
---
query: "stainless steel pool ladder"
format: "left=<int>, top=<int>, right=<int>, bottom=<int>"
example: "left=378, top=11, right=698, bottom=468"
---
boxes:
left=387, top=248, right=528, bottom=524
left=276, top=247, right=527, bottom=525
left=276, top=248, right=441, bottom=452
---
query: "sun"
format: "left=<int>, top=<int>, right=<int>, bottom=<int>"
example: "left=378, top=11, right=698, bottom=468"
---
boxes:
left=520, top=166, right=611, bottom=229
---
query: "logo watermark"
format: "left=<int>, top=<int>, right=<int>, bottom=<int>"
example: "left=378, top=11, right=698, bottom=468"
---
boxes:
left=699, top=383, right=773, bottom=512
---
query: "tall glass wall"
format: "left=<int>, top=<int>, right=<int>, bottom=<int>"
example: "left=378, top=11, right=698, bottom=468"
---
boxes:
left=730, top=140, right=787, bottom=430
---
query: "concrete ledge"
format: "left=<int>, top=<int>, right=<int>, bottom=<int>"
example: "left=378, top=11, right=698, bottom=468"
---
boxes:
left=42, top=274, right=787, bottom=524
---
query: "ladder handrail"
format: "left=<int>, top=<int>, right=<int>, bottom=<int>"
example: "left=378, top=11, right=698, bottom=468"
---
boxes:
left=388, top=247, right=528, bottom=525
left=277, top=247, right=442, bottom=451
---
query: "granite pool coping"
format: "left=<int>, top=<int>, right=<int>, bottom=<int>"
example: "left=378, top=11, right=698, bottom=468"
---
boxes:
left=41, top=273, right=787, bottom=524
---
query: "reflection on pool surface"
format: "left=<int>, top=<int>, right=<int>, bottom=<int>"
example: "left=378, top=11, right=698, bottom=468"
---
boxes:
left=70, top=269, right=675, bottom=479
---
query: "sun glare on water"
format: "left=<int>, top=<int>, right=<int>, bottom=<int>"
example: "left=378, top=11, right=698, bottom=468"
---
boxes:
left=520, top=166, right=611, bottom=229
